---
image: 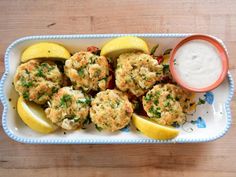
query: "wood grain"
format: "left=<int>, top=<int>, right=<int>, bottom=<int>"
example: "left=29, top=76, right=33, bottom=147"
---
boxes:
left=0, top=0, right=235, bottom=176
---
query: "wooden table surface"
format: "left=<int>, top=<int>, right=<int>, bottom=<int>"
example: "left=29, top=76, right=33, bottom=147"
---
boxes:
left=0, top=0, right=235, bottom=176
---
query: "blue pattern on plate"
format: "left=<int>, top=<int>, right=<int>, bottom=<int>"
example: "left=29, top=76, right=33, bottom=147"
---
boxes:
left=191, top=117, right=206, bottom=128
left=204, top=92, right=214, bottom=105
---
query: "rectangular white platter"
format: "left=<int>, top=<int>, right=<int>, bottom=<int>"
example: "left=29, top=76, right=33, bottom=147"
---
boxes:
left=0, top=34, right=234, bottom=144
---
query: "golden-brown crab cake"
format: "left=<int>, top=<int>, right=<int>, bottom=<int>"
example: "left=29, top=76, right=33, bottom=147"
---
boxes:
left=45, top=87, right=90, bottom=130
left=14, top=60, right=63, bottom=104
left=64, top=51, right=111, bottom=92
left=142, top=84, right=194, bottom=126
left=90, top=89, right=133, bottom=132
left=115, top=52, right=163, bottom=97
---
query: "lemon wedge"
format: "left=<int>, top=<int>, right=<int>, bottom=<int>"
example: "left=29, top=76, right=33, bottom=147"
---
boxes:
left=21, top=42, right=71, bottom=62
left=132, top=113, right=179, bottom=140
left=17, top=96, right=58, bottom=133
left=100, top=36, right=149, bottom=58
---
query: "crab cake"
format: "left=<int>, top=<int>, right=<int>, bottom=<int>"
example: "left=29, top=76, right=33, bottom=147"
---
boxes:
left=45, top=87, right=90, bottom=130
left=142, top=84, right=193, bottom=126
left=115, top=52, right=163, bottom=97
left=14, top=60, right=63, bottom=104
left=90, top=89, right=133, bottom=132
left=64, top=51, right=111, bottom=92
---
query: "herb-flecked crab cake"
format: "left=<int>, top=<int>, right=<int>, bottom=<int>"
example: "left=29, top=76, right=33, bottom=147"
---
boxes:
left=14, top=60, right=63, bottom=104
left=142, top=84, right=194, bottom=126
left=45, top=87, right=90, bottom=130
left=90, top=89, right=133, bottom=132
left=115, top=52, right=163, bottom=97
left=64, top=51, right=111, bottom=92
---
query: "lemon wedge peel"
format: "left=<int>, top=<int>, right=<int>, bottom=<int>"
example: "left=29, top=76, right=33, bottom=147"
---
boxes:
left=132, top=113, right=179, bottom=140
left=21, top=42, right=71, bottom=62
left=17, top=96, right=58, bottom=134
left=100, top=36, right=149, bottom=58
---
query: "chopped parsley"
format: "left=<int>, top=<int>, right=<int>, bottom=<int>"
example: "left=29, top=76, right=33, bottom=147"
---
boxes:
left=156, top=91, right=161, bottom=96
left=83, top=116, right=92, bottom=126
left=41, top=63, right=55, bottom=71
left=73, top=117, right=80, bottom=122
left=88, top=56, right=97, bottom=64
left=101, top=77, right=108, bottom=81
left=60, top=94, right=72, bottom=107
left=95, top=124, right=103, bottom=132
left=23, top=92, right=29, bottom=100
left=77, top=98, right=91, bottom=105
left=36, top=68, right=45, bottom=77
left=153, top=99, right=159, bottom=105
left=149, top=106, right=161, bottom=118
left=20, top=78, right=33, bottom=88
left=164, top=100, right=170, bottom=107
left=167, top=94, right=174, bottom=100
left=174, top=59, right=177, bottom=65
left=77, top=68, right=84, bottom=76
left=41, top=63, right=48, bottom=67
left=197, top=98, right=206, bottom=105
left=37, top=92, right=45, bottom=99
left=52, top=87, right=58, bottom=94
left=64, top=114, right=76, bottom=120
left=25, top=69, right=30, bottom=74
left=163, top=64, right=170, bottom=74
left=144, top=94, right=152, bottom=101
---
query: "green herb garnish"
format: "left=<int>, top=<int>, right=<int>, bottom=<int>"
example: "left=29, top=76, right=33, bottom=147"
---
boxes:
left=52, top=87, right=58, bottom=94
left=144, top=94, right=152, bottom=101
left=149, top=106, right=161, bottom=118
left=25, top=69, right=30, bottom=74
left=154, top=99, right=159, bottom=105
left=21, top=78, right=33, bottom=88
left=163, top=48, right=172, bottom=55
left=60, top=94, right=72, bottom=107
left=150, top=44, right=159, bottom=55
left=77, top=68, right=84, bottom=76
left=73, top=117, right=80, bottom=122
left=23, top=92, right=29, bottom=100
left=83, top=116, right=92, bottom=126
left=41, top=63, right=55, bottom=71
left=167, top=94, right=174, bottom=100
left=95, top=124, right=103, bottom=132
left=174, top=59, right=177, bottom=65
left=77, top=98, right=91, bottom=105
left=36, top=68, right=45, bottom=77
left=163, top=64, right=170, bottom=74
left=164, top=101, right=170, bottom=107
left=64, top=114, right=76, bottom=120
left=197, top=98, right=206, bottom=105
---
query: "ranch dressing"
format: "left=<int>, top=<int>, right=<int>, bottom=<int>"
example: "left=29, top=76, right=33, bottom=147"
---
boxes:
left=174, top=40, right=223, bottom=89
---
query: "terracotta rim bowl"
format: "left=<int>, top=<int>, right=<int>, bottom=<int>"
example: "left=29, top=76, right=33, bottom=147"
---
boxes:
left=169, top=34, right=229, bottom=92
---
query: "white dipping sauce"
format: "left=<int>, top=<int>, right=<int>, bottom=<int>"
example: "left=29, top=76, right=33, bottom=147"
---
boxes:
left=174, top=40, right=222, bottom=89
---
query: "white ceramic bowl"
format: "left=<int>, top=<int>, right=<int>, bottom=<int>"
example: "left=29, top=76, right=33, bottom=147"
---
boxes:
left=0, top=34, right=234, bottom=144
